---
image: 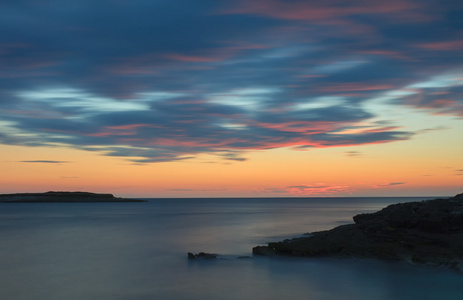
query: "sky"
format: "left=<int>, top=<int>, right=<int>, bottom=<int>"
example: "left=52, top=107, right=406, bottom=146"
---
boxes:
left=1, top=0, right=462, bottom=198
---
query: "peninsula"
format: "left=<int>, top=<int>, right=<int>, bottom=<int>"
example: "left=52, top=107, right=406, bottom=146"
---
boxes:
left=0, top=191, right=146, bottom=203
left=253, top=193, right=463, bottom=271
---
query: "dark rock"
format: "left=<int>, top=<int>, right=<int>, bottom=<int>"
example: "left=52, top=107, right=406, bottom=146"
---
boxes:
left=253, top=193, right=463, bottom=271
left=0, top=191, right=146, bottom=202
left=252, top=246, right=277, bottom=256
left=187, top=252, right=217, bottom=260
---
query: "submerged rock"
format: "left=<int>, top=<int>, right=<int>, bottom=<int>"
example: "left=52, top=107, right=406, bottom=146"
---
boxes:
left=253, top=194, right=463, bottom=271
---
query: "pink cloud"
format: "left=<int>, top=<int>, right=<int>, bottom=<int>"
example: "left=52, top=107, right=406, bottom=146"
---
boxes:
left=257, top=184, right=354, bottom=196
left=297, top=74, right=327, bottom=78
left=106, top=124, right=153, bottom=130
left=422, top=99, right=460, bottom=109
left=251, top=120, right=341, bottom=133
left=417, top=40, right=463, bottom=51
left=146, top=137, right=243, bottom=148
left=221, top=0, right=424, bottom=22
left=318, top=83, right=394, bottom=92
left=286, top=184, right=353, bottom=196
left=362, top=126, right=402, bottom=133
left=103, top=49, right=232, bottom=76
left=165, top=54, right=224, bottom=63
left=402, top=90, right=463, bottom=116
left=86, top=124, right=156, bottom=137
left=357, top=50, right=413, bottom=61
left=165, top=42, right=269, bottom=64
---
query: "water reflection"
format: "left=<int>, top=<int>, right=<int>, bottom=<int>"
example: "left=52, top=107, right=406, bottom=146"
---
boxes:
left=0, top=198, right=461, bottom=300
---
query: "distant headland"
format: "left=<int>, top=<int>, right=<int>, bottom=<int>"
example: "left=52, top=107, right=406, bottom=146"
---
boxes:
left=253, top=193, right=463, bottom=271
left=0, top=191, right=146, bottom=203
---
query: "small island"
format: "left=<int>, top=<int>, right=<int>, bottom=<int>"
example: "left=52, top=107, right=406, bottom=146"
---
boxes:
left=0, top=191, right=146, bottom=203
left=253, top=193, right=463, bottom=271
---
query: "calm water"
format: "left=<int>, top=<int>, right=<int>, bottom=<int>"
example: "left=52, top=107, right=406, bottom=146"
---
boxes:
left=1, top=197, right=462, bottom=300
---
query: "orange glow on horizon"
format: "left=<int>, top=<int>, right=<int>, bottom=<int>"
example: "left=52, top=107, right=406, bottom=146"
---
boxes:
left=1, top=126, right=462, bottom=198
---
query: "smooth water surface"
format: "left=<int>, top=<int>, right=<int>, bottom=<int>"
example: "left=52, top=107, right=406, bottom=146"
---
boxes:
left=1, top=197, right=462, bottom=300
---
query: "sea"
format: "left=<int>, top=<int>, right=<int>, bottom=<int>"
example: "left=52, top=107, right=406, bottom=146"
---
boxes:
left=1, top=197, right=462, bottom=300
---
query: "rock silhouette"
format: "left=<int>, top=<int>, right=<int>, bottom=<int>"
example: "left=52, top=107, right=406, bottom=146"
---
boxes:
left=253, top=193, right=463, bottom=271
left=0, top=191, right=146, bottom=202
left=187, top=252, right=218, bottom=260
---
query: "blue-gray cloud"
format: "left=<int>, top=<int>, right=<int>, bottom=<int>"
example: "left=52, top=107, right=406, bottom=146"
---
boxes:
left=375, top=182, right=407, bottom=187
left=0, top=0, right=462, bottom=162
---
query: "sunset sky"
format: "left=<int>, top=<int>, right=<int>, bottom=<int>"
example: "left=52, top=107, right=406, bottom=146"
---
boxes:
left=1, top=0, right=462, bottom=197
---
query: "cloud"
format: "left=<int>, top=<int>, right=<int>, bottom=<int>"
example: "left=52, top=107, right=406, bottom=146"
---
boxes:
left=221, top=0, right=429, bottom=22
left=416, top=40, right=463, bottom=51
left=260, top=184, right=354, bottom=196
left=317, top=83, right=395, bottom=92
left=372, top=182, right=407, bottom=188
left=0, top=0, right=462, bottom=162
left=220, top=153, right=248, bottom=162
left=386, top=182, right=406, bottom=186
left=345, top=151, right=364, bottom=157
left=0, top=86, right=416, bottom=162
left=288, top=185, right=353, bottom=196
left=20, top=160, right=70, bottom=164
left=167, top=188, right=228, bottom=192
left=392, top=83, right=463, bottom=117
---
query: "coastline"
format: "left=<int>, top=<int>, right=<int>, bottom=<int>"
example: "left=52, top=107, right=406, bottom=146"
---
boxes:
left=0, top=191, right=147, bottom=203
left=253, top=193, right=463, bottom=271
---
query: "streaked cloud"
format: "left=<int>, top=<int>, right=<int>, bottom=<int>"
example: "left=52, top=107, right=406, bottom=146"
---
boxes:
left=260, top=184, right=354, bottom=196
left=0, top=0, right=462, bottom=163
left=20, top=160, right=70, bottom=164
left=416, top=40, right=463, bottom=51
left=345, top=151, right=364, bottom=157
left=285, top=185, right=352, bottom=195
left=168, top=188, right=228, bottom=192
left=221, top=0, right=428, bottom=22
left=372, top=182, right=407, bottom=188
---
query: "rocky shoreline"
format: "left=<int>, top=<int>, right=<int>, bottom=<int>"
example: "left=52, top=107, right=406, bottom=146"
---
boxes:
left=0, top=191, right=146, bottom=202
left=253, top=193, right=463, bottom=271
